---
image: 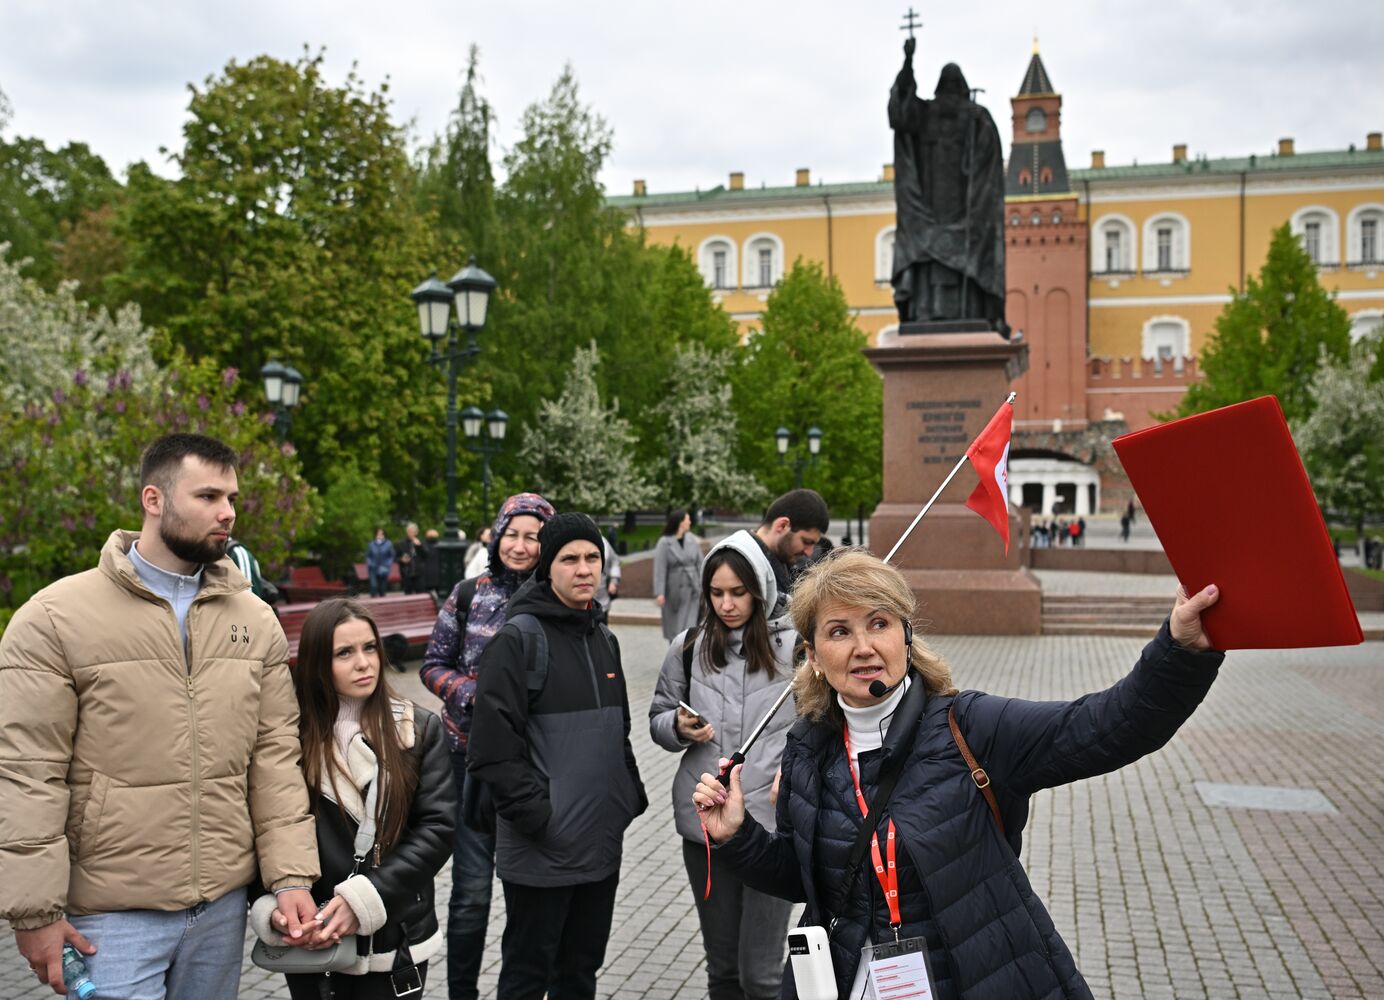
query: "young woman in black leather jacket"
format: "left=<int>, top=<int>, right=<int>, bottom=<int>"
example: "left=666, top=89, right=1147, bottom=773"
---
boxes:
left=251, top=598, right=455, bottom=999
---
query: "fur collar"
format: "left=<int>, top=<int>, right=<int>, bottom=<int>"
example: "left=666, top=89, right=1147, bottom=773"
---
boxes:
left=320, top=698, right=415, bottom=822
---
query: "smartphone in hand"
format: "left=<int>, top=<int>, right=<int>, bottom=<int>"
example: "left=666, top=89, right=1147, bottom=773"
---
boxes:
left=677, top=700, right=708, bottom=728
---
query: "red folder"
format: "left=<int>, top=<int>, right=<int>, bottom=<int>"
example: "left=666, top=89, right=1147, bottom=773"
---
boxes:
left=1112, top=395, right=1362, bottom=650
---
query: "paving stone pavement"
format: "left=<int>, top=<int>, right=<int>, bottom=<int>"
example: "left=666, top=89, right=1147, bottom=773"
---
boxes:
left=4, top=613, right=1381, bottom=999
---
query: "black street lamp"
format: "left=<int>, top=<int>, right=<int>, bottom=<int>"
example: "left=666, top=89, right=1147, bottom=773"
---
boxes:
left=775, top=425, right=823, bottom=489
left=463, top=406, right=508, bottom=525
left=410, top=257, right=498, bottom=594
left=260, top=361, right=304, bottom=442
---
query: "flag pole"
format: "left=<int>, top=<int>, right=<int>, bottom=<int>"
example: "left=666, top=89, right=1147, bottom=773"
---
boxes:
left=883, top=391, right=1016, bottom=565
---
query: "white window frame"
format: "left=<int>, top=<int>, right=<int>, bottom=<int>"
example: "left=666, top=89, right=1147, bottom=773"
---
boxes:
left=1349, top=309, right=1383, bottom=343
left=697, top=236, right=737, bottom=290
left=1290, top=206, right=1340, bottom=267
left=1025, top=107, right=1047, bottom=133
left=875, top=226, right=896, bottom=284
left=742, top=232, right=784, bottom=289
left=1141, top=213, right=1190, bottom=273
left=1346, top=204, right=1384, bottom=266
left=1141, top=315, right=1190, bottom=370
left=1092, top=213, right=1136, bottom=273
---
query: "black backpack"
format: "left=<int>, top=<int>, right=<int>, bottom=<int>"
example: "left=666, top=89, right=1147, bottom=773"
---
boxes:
left=461, top=612, right=616, bottom=833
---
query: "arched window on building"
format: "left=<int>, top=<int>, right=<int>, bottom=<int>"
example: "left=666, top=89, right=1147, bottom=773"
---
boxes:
left=875, top=324, right=900, bottom=347
left=1350, top=310, right=1383, bottom=343
left=1018, top=169, right=1031, bottom=188
left=1025, top=107, right=1047, bottom=133
left=1092, top=214, right=1135, bottom=273
left=1142, top=213, right=1190, bottom=273
left=1050, top=209, right=1062, bottom=225
left=743, top=233, right=784, bottom=289
left=1030, top=210, right=1042, bottom=226
left=1347, top=204, right=1384, bottom=266
left=1291, top=206, right=1339, bottom=267
left=875, top=226, right=896, bottom=284
left=698, top=237, right=736, bottom=290
left=1010, top=213, right=1021, bottom=227
left=1141, top=316, right=1190, bottom=372
left=1039, top=166, right=1053, bottom=185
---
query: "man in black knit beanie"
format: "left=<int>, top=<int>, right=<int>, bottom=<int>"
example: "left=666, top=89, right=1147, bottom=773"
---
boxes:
left=467, top=510, right=648, bottom=1000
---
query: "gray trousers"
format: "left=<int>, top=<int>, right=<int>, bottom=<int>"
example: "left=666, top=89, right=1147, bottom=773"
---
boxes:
left=682, top=839, right=793, bottom=1000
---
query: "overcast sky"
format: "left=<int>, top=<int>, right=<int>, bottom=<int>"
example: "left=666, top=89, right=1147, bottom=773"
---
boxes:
left=3, top=1, right=1382, bottom=198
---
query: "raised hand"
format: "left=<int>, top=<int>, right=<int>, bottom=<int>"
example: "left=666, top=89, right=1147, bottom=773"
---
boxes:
left=692, top=759, right=746, bottom=843
left=1170, top=583, right=1220, bottom=651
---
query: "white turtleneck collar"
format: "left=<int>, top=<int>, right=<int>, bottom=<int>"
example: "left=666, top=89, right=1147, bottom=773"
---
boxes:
left=840, top=675, right=911, bottom=765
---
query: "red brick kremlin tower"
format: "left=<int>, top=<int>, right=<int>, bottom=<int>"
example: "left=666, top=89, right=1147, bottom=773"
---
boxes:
left=1003, top=43, right=1089, bottom=436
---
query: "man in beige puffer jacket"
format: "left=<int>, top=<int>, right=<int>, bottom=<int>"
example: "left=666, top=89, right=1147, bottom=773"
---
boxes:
left=0, top=433, right=320, bottom=998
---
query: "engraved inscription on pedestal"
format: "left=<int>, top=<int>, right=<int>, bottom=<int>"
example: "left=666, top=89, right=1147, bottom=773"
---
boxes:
left=908, top=398, right=981, bottom=466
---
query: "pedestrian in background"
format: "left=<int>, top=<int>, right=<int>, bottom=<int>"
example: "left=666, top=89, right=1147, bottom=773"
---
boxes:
left=649, top=531, right=797, bottom=1000
left=654, top=509, right=703, bottom=640
left=419, top=493, right=554, bottom=1000
left=366, top=528, right=396, bottom=598
left=400, top=522, right=426, bottom=595
left=463, top=527, right=493, bottom=581
left=251, top=598, right=454, bottom=998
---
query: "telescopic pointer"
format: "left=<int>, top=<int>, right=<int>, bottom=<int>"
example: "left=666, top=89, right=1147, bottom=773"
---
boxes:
left=716, top=681, right=796, bottom=788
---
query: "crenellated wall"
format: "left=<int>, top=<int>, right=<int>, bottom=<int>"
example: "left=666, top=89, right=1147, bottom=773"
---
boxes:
left=1084, top=355, right=1202, bottom=431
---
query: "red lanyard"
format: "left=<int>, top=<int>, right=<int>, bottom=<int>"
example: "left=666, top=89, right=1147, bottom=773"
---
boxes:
left=843, top=724, right=901, bottom=930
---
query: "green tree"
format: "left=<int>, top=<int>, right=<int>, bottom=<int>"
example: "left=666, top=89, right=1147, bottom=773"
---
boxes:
left=0, top=243, right=156, bottom=412
left=0, top=353, right=317, bottom=620
left=730, top=261, right=882, bottom=515
left=517, top=343, right=653, bottom=513
left=117, top=50, right=462, bottom=518
left=1293, top=330, right=1384, bottom=541
left=415, top=45, right=499, bottom=266
left=0, top=125, right=123, bottom=289
left=652, top=344, right=764, bottom=510
left=1178, top=223, right=1352, bottom=424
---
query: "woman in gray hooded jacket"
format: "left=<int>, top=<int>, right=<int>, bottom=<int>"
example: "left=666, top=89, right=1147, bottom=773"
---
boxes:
left=649, top=530, right=798, bottom=1000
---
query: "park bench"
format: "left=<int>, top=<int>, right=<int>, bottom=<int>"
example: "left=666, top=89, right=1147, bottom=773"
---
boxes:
left=353, top=561, right=402, bottom=591
left=277, top=592, right=441, bottom=669
left=279, top=565, right=348, bottom=603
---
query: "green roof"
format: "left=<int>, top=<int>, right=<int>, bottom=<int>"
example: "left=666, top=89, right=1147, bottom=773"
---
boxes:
left=608, top=179, right=890, bottom=209
left=1071, top=146, right=1384, bottom=182
left=610, top=146, right=1384, bottom=210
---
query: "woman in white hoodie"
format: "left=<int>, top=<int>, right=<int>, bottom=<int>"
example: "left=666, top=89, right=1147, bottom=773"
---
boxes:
left=649, top=531, right=798, bottom=1000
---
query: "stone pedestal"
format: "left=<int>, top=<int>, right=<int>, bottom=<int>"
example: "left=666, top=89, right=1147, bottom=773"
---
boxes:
left=865, top=330, right=1041, bottom=635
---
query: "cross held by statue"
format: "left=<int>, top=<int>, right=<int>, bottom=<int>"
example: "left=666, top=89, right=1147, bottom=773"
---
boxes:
left=900, top=7, right=922, bottom=38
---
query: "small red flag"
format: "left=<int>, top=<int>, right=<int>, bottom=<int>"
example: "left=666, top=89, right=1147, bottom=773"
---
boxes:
left=964, top=400, right=1014, bottom=553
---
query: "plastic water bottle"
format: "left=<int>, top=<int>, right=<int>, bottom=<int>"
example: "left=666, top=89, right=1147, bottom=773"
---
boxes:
left=61, top=944, right=97, bottom=999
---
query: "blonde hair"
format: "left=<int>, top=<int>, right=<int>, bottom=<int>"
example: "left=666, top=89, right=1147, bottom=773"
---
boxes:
left=789, top=548, right=957, bottom=721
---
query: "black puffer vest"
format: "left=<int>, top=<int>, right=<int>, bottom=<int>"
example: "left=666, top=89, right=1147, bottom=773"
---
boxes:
left=720, top=623, right=1221, bottom=999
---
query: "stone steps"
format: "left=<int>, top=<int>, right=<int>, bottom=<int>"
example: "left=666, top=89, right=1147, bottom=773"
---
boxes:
left=1043, top=594, right=1168, bottom=636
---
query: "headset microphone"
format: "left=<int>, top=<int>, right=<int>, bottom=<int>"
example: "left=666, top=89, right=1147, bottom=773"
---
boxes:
left=868, top=676, right=906, bottom=699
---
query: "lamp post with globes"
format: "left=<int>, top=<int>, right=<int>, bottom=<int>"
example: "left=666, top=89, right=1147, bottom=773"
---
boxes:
left=260, top=361, right=304, bottom=442
left=409, top=257, right=498, bottom=593
left=775, top=425, right=822, bottom=489
left=462, top=406, right=508, bottom=525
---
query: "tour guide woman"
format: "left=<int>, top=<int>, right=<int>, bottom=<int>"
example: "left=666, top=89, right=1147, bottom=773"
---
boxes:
left=693, top=549, right=1223, bottom=999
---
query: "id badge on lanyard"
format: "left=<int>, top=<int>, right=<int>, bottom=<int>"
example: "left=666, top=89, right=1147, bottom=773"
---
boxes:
left=847, top=936, right=937, bottom=1000
left=842, top=725, right=936, bottom=1000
